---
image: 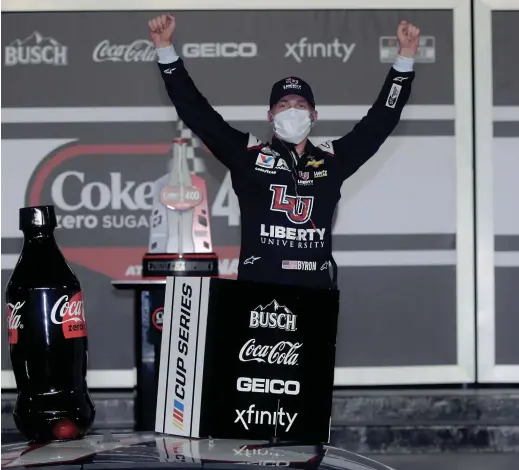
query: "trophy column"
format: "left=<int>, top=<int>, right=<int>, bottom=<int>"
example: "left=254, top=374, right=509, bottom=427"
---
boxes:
left=112, top=136, right=220, bottom=431
left=143, top=138, right=219, bottom=278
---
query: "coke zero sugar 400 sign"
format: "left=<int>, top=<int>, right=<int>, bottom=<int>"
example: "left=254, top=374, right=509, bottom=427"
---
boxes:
left=156, top=276, right=339, bottom=443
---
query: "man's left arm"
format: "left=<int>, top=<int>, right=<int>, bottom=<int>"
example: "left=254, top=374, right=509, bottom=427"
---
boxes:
left=320, top=21, right=420, bottom=181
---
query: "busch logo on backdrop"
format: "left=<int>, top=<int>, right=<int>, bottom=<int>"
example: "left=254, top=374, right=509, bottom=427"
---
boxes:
left=4, top=32, right=68, bottom=66
left=92, top=39, right=157, bottom=62
left=50, top=292, right=87, bottom=339
left=6, top=302, right=25, bottom=345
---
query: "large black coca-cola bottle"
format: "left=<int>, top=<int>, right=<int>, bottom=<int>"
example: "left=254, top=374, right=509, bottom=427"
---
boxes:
left=5, top=205, right=95, bottom=442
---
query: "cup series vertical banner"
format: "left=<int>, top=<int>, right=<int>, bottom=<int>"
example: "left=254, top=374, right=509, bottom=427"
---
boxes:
left=3, top=9, right=457, bottom=387
left=156, top=277, right=339, bottom=443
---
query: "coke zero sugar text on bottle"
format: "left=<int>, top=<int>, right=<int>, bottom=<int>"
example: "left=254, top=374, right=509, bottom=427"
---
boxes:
left=5, top=205, right=95, bottom=442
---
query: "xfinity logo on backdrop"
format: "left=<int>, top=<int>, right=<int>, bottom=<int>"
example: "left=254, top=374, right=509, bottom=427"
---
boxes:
left=183, top=42, right=257, bottom=58
left=235, top=404, right=298, bottom=431
left=236, top=377, right=300, bottom=395
left=5, top=31, right=68, bottom=66
left=285, top=37, right=355, bottom=63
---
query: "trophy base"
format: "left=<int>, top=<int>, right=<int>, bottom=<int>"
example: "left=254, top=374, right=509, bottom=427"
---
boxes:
left=142, top=252, right=219, bottom=278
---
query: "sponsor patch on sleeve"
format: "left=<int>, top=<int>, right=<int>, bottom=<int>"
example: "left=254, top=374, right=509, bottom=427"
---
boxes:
left=385, top=83, right=402, bottom=108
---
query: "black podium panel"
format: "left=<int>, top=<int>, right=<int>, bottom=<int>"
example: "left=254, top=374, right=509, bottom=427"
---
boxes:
left=156, top=277, right=339, bottom=444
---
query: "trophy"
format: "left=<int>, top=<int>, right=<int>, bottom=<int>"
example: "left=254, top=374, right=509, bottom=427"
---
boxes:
left=143, top=138, right=219, bottom=277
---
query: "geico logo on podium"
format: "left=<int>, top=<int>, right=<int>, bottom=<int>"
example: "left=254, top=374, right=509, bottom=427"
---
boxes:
left=172, top=282, right=195, bottom=432
left=239, top=339, right=302, bottom=366
left=237, top=377, right=300, bottom=395
left=249, top=299, right=297, bottom=332
left=182, top=42, right=257, bottom=58
left=235, top=404, right=298, bottom=432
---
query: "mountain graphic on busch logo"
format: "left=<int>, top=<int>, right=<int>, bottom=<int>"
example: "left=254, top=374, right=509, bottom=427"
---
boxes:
left=254, top=299, right=292, bottom=315
left=8, top=31, right=61, bottom=47
left=5, top=31, right=67, bottom=66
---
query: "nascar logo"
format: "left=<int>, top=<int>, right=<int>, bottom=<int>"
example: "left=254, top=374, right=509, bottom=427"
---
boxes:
left=173, top=399, right=184, bottom=430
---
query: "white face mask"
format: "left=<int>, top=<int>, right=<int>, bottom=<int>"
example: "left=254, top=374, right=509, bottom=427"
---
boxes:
left=271, top=108, right=313, bottom=144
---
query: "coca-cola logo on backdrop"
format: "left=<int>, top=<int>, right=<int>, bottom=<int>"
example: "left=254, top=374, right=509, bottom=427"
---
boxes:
left=25, top=142, right=241, bottom=280
left=92, top=39, right=156, bottom=63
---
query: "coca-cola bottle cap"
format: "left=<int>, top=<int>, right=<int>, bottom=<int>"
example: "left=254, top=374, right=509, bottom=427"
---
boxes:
left=19, top=205, right=57, bottom=231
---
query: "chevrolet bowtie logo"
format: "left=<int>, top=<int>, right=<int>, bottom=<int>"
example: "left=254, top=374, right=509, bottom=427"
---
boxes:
left=306, top=158, right=324, bottom=168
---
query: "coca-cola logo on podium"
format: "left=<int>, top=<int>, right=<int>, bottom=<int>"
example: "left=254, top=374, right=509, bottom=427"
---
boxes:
left=238, top=339, right=301, bottom=366
left=50, top=292, right=87, bottom=339
left=6, top=301, right=25, bottom=345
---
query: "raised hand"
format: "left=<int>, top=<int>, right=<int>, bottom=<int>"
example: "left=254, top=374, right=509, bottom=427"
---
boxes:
left=397, top=20, right=421, bottom=58
left=148, top=13, right=176, bottom=49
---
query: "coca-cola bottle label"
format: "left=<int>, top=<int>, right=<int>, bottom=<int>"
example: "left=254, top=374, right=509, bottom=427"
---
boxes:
left=50, top=292, right=87, bottom=339
left=6, top=301, right=25, bottom=344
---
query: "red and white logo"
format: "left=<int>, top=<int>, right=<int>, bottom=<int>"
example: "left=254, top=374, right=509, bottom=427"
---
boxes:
left=50, top=292, right=87, bottom=339
left=269, top=184, right=314, bottom=224
left=6, top=301, right=25, bottom=345
left=160, top=186, right=203, bottom=211
left=152, top=307, right=164, bottom=331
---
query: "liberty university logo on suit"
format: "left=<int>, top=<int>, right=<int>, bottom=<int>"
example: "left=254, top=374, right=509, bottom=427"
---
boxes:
left=269, top=184, right=314, bottom=224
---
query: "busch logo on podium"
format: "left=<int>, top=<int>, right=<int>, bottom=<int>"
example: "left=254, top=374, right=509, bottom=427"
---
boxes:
left=143, top=138, right=219, bottom=277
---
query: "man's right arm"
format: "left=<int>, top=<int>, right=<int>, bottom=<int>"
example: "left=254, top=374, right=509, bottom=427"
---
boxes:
left=156, top=45, right=248, bottom=169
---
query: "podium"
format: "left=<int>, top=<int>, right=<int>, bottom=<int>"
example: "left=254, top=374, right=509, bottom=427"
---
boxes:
left=156, top=277, right=339, bottom=444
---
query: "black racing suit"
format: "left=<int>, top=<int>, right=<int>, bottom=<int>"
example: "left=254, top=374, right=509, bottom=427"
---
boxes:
left=157, top=58, right=414, bottom=289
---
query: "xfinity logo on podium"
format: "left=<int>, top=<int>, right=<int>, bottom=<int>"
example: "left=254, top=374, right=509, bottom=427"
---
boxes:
left=235, top=404, right=298, bottom=431
left=237, top=377, right=300, bottom=395
left=249, top=299, right=297, bottom=331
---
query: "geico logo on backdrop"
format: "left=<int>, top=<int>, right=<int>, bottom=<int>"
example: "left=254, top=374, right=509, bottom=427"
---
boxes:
left=182, top=42, right=257, bottom=58
left=284, top=37, right=355, bottom=63
left=4, top=32, right=68, bottom=66
left=92, top=39, right=156, bottom=62
left=237, top=377, right=300, bottom=395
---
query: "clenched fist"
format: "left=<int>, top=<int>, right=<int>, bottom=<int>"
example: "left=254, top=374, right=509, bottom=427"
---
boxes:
left=148, top=13, right=176, bottom=49
left=397, top=20, right=421, bottom=58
